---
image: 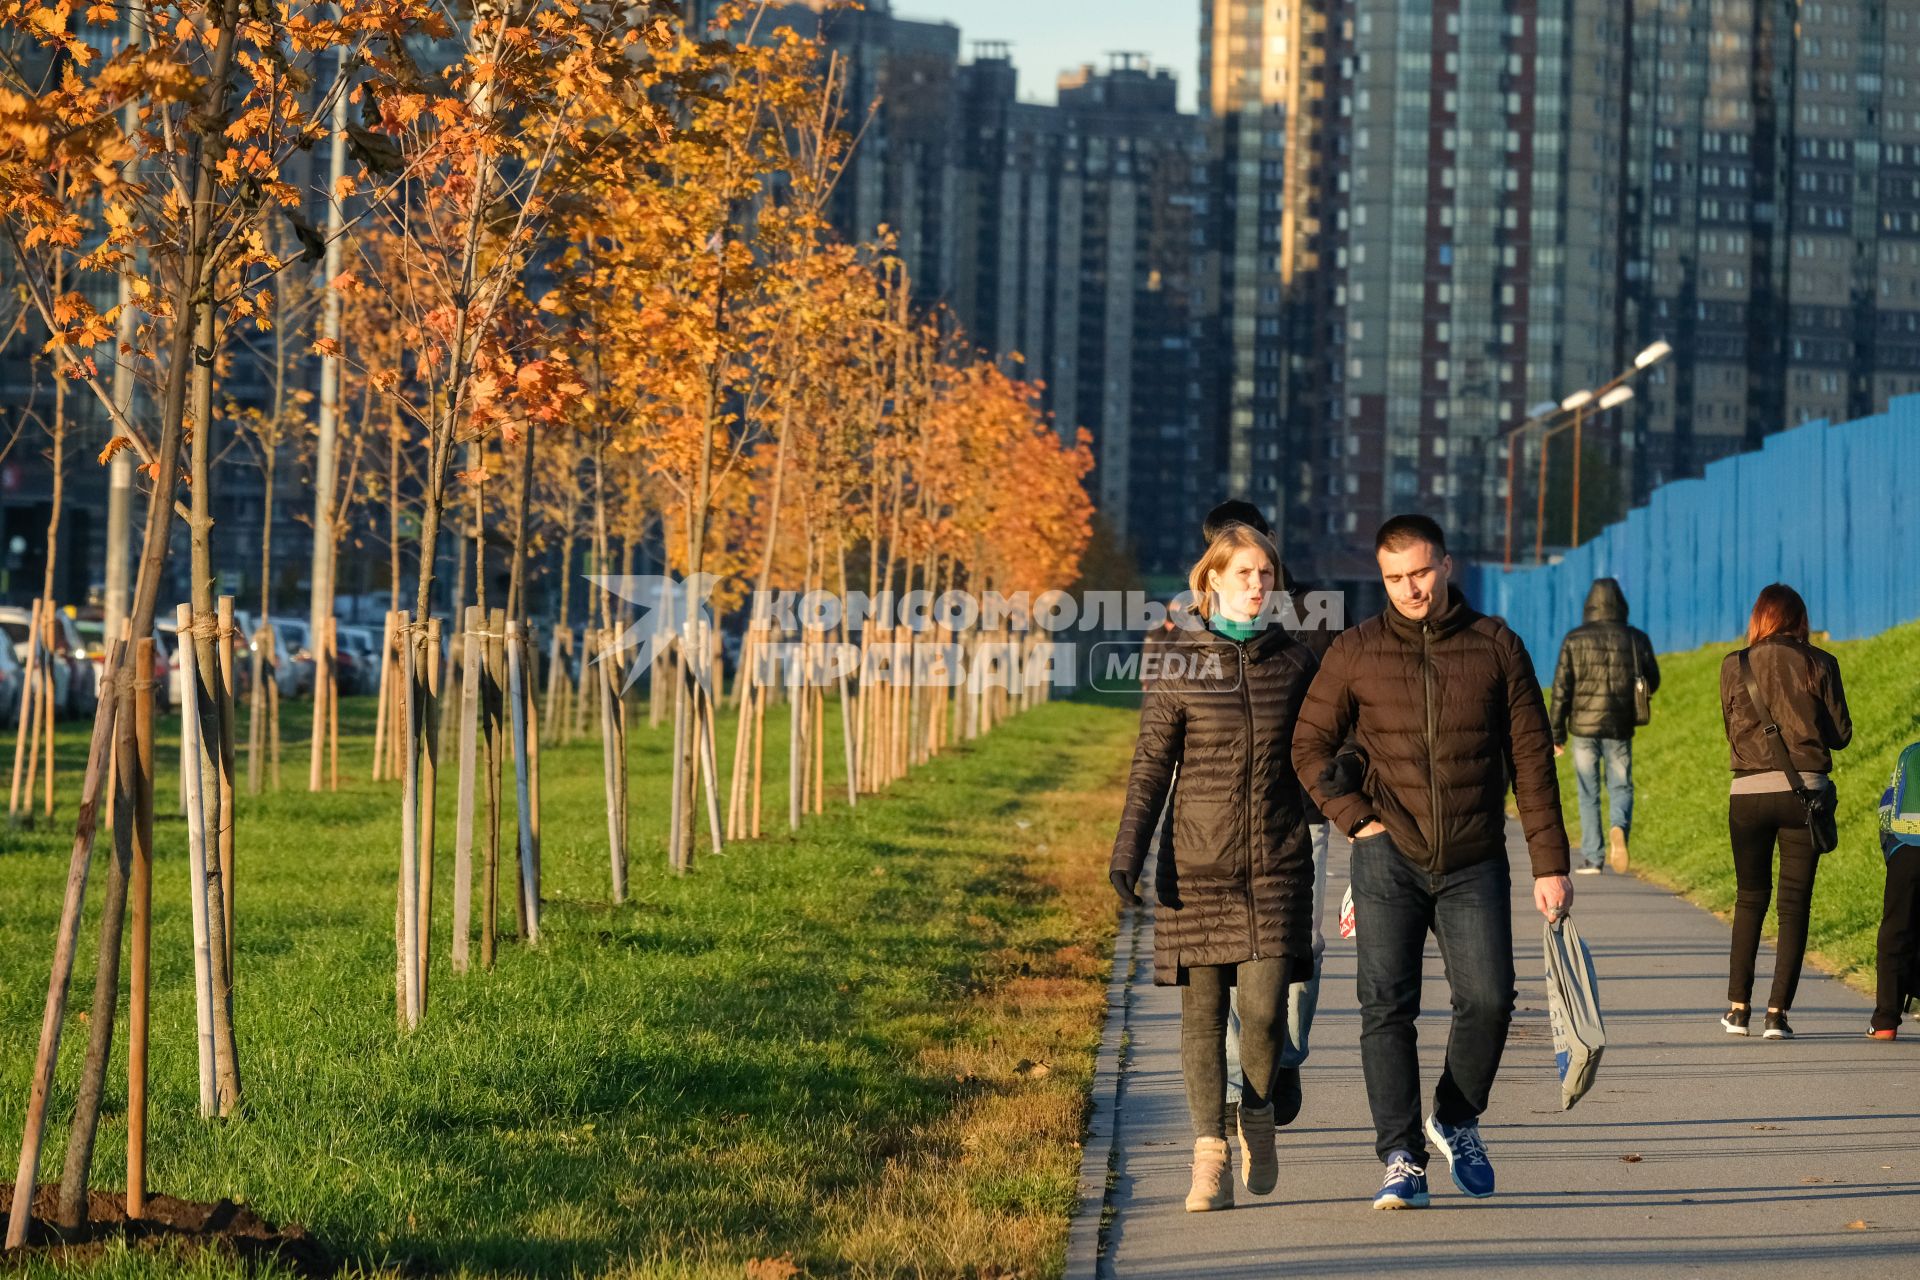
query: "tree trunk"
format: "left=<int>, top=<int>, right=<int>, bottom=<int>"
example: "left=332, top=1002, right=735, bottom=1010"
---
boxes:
left=309, top=69, right=348, bottom=793
left=24, top=1, right=248, bottom=1228
left=506, top=422, right=535, bottom=622
left=186, top=291, right=240, bottom=1119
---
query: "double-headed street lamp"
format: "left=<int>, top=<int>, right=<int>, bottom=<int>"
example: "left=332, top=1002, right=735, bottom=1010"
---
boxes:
left=1500, top=340, right=1673, bottom=568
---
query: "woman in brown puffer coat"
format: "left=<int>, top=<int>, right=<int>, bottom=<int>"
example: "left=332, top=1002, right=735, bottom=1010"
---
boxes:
left=1109, top=522, right=1319, bottom=1212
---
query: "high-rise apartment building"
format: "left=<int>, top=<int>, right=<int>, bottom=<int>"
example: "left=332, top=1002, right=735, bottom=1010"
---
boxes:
left=1234, top=0, right=1920, bottom=584
left=1617, top=1, right=1920, bottom=496
left=950, top=55, right=1218, bottom=576
left=696, top=4, right=1223, bottom=578
left=1307, top=2, right=1624, bottom=581
left=1199, top=1, right=1332, bottom=560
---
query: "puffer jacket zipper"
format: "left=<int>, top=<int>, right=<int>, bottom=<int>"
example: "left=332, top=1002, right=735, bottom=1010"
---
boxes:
left=1423, top=621, right=1443, bottom=871
left=1238, top=640, right=1259, bottom=959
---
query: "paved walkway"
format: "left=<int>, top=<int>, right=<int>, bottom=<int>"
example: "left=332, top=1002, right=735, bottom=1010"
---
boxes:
left=1088, top=824, right=1920, bottom=1277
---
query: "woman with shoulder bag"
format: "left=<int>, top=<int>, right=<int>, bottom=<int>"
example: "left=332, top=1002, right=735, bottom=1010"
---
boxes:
left=1718, top=584, right=1852, bottom=1040
left=1108, top=522, right=1320, bottom=1211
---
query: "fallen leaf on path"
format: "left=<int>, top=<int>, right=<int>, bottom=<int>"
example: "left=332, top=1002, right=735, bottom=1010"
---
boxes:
left=1751, top=1124, right=1784, bottom=1131
left=1620, top=1154, right=1643, bottom=1163
left=1846, top=1220, right=1874, bottom=1231
left=1801, top=1176, right=1839, bottom=1185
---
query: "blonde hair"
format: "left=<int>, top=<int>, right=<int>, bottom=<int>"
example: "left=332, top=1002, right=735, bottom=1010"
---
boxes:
left=1187, top=524, right=1281, bottom=621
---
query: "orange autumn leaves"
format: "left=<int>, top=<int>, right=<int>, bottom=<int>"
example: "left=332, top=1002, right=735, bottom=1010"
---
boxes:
left=1, top=1, right=1096, bottom=606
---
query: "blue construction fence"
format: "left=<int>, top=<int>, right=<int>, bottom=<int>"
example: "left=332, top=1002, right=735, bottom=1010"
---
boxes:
left=1466, top=398, right=1920, bottom=682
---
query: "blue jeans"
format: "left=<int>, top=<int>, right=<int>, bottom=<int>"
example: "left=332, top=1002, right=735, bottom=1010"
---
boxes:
left=1350, top=831, right=1516, bottom=1166
left=1569, top=736, right=1633, bottom=868
left=1226, top=823, right=1328, bottom=1103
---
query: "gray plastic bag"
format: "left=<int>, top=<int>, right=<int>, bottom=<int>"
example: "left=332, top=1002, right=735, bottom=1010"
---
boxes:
left=1544, top=914, right=1606, bottom=1110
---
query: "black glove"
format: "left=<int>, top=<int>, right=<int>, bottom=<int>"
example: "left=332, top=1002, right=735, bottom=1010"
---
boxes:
left=1320, top=747, right=1366, bottom=800
left=1110, top=866, right=1143, bottom=906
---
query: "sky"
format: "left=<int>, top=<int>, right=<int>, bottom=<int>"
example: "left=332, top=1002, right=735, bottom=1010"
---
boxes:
left=901, top=0, right=1202, bottom=111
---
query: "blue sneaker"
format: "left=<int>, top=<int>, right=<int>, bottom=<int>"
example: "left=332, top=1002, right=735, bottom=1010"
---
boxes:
left=1425, top=1114, right=1495, bottom=1198
left=1371, top=1150, right=1430, bottom=1209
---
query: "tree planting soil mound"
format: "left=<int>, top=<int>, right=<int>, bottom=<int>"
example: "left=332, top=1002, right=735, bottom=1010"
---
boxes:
left=0, top=1183, right=334, bottom=1275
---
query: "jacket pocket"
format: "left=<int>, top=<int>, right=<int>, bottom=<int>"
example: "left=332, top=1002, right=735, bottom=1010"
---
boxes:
left=1171, top=801, right=1242, bottom=879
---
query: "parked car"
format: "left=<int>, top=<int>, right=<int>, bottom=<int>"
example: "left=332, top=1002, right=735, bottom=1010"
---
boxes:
left=337, top=625, right=382, bottom=695
left=231, top=611, right=315, bottom=699
left=271, top=618, right=316, bottom=698
left=52, top=610, right=98, bottom=717
left=0, top=605, right=81, bottom=718
left=0, top=629, right=22, bottom=726
left=74, top=617, right=190, bottom=716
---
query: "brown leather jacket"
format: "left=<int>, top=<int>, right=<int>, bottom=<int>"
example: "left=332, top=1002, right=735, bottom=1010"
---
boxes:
left=1292, top=586, right=1571, bottom=878
left=1719, top=635, right=1852, bottom=775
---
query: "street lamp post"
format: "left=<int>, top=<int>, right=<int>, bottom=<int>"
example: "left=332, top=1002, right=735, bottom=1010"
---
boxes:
left=1502, top=401, right=1561, bottom=569
left=1520, top=342, right=1673, bottom=565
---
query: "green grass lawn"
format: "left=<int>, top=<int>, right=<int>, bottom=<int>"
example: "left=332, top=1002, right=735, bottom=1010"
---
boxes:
left=1555, top=619, right=1920, bottom=984
left=0, top=690, right=1139, bottom=1278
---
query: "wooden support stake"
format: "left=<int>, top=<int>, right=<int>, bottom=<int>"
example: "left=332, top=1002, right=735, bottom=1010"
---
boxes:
left=3, top=639, right=120, bottom=1247
left=419, top=617, right=441, bottom=1013
left=175, top=605, right=215, bottom=1113
left=397, top=614, right=420, bottom=1029
left=507, top=621, right=539, bottom=943
left=453, top=607, right=481, bottom=973
left=9, top=596, right=43, bottom=821
left=125, top=636, right=153, bottom=1218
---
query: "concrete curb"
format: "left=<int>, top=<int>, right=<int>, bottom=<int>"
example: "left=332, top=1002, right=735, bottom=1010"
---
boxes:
left=1062, top=898, right=1141, bottom=1280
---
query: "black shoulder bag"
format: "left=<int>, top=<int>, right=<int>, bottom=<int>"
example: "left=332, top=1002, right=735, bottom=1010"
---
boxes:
left=1738, top=649, right=1839, bottom=855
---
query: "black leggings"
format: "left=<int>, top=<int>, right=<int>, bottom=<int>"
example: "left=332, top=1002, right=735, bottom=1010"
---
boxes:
left=1728, top=792, right=1822, bottom=1011
left=1874, top=845, right=1920, bottom=1031
left=1181, top=958, right=1288, bottom=1139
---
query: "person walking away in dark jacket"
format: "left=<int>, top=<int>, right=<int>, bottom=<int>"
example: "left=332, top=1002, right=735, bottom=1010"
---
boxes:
left=1550, top=578, right=1660, bottom=874
left=1110, top=521, right=1319, bottom=1212
left=1870, top=740, right=1920, bottom=1040
left=1293, top=514, right=1572, bottom=1210
left=1718, top=583, right=1852, bottom=1040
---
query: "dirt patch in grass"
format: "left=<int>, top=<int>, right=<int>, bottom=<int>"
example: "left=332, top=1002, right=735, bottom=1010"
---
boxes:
left=0, top=1183, right=333, bottom=1275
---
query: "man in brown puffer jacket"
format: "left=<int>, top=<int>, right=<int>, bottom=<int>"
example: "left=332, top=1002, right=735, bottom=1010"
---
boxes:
left=1292, top=514, right=1572, bottom=1210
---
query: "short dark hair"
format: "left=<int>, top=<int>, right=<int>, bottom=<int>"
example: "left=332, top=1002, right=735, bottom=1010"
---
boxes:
left=1202, top=499, right=1272, bottom=545
left=1375, top=513, right=1448, bottom=556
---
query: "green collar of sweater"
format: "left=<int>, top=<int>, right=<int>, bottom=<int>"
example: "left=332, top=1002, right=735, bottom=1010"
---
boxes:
left=1209, top=613, right=1263, bottom=642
